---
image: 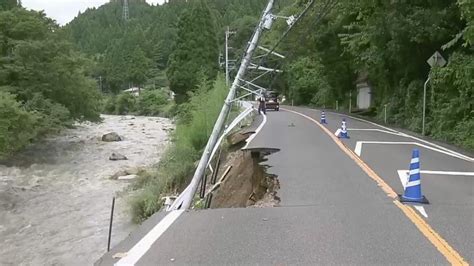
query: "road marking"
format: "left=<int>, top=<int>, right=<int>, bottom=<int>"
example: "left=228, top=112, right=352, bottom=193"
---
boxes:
left=328, top=111, right=474, bottom=162
left=283, top=107, right=468, bottom=265
left=354, top=141, right=470, bottom=161
left=354, top=142, right=362, bottom=156
left=397, top=170, right=428, bottom=218
left=327, top=111, right=398, bottom=132
left=348, top=128, right=405, bottom=137
left=414, top=206, right=428, bottom=218
left=243, top=113, right=267, bottom=149
left=422, top=170, right=474, bottom=176
left=393, top=200, right=467, bottom=265
left=115, top=210, right=185, bottom=266
left=399, top=170, right=474, bottom=177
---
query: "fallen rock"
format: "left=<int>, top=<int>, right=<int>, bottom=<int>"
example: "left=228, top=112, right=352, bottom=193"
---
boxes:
left=109, top=153, right=127, bottom=161
left=110, top=170, right=127, bottom=179
left=110, top=168, right=140, bottom=179
left=102, top=132, right=122, bottom=142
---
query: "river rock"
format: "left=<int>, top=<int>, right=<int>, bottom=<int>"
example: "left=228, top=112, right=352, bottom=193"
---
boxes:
left=117, top=174, right=138, bottom=180
left=109, top=153, right=127, bottom=161
left=102, top=132, right=122, bottom=142
left=110, top=168, right=140, bottom=179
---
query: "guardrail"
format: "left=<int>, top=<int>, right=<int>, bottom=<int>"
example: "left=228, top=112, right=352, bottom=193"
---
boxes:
left=167, top=101, right=255, bottom=211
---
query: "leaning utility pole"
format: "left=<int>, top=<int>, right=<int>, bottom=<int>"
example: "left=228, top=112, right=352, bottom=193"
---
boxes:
left=180, top=0, right=275, bottom=209
left=122, top=0, right=129, bottom=21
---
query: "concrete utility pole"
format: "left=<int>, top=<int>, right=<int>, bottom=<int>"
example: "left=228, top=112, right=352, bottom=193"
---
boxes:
left=225, top=27, right=236, bottom=87
left=122, top=0, right=129, bottom=21
left=180, top=0, right=275, bottom=209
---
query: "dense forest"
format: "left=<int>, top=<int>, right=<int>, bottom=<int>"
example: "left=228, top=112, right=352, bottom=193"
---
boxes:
left=64, top=0, right=270, bottom=96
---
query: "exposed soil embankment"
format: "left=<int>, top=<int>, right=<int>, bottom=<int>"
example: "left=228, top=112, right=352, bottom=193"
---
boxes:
left=206, top=129, right=280, bottom=209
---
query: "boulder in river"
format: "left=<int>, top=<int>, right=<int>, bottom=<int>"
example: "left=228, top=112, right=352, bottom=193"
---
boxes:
left=117, top=174, right=137, bottom=180
left=102, top=132, right=122, bottom=142
left=109, top=153, right=128, bottom=161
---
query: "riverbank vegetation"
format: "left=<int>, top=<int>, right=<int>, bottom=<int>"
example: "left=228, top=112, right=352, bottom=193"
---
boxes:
left=130, top=76, right=228, bottom=223
left=0, top=3, right=101, bottom=158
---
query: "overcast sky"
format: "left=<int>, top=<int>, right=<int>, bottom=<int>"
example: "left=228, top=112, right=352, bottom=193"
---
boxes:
left=22, top=0, right=165, bottom=25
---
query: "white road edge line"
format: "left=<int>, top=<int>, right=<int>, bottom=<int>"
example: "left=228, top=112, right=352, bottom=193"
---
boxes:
left=328, top=111, right=473, bottom=162
left=397, top=170, right=428, bottom=218
left=243, top=113, right=267, bottom=149
left=348, top=128, right=405, bottom=137
left=355, top=141, right=470, bottom=161
left=115, top=210, right=185, bottom=266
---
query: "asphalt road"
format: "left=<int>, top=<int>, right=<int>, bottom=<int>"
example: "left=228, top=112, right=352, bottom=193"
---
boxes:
left=97, top=106, right=473, bottom=265
left=285, top=106, right=474, bottom=263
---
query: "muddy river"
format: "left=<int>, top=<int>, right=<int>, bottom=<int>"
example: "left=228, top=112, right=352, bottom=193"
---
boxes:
left=0, top=115, right=172, bottom=265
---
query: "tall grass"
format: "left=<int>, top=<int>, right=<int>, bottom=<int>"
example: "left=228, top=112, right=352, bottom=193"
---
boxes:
left=130, top=75, right=228, bottom=223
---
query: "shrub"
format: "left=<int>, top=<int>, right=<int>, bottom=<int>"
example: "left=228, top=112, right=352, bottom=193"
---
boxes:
left=102, top=95, right=117, bottom=114
left=137, top=89, right=169, bottom=116
left=24, top=93, right=72, bottom=134
left=116, top=92, right=137, bottom=115
left=0, top=92, right=39, bottom=157
left=131, top=75, right=228, bottom=223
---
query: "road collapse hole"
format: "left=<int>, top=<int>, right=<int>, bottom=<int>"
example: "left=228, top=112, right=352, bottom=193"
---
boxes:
left=207, top=147, right=281, bottom=209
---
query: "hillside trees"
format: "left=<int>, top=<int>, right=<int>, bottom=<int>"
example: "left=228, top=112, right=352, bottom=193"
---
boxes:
left=65, top=0, right=270, bottom=99
left=268, top=0, right=473, bottom=149
left=167, top=0, right=218, bottom=103
left=0, top=7, right=101, bottom=157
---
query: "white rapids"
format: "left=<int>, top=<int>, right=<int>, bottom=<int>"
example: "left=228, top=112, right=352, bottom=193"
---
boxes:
left=0, top=115, right=173, bottom=265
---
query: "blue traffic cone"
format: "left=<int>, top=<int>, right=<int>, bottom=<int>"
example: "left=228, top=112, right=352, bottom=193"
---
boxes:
left=399, top=149, right=429, bottom=204
left=320, top=111, right=327, bottom=124
left=338, top=119, right=350, bottom=139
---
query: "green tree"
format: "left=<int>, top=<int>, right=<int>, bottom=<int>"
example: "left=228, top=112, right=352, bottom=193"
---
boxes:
left=458, top=0, right=474, bottom=44
left=167, top=0, right=219, bottom=103
left=0, top=7, right=101, bottom=156
left=0, top=91, right=38, bottom=157
left=128, top=46, right=151, bottom=88
left=0, top=0, right=18, bottom=11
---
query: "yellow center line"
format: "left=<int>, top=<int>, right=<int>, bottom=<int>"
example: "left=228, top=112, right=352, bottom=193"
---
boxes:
left=282, top=107, right=469, bottom=265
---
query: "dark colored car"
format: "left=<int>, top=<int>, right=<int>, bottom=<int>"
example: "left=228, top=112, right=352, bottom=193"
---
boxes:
left=265, top=91, right=279, bottom=111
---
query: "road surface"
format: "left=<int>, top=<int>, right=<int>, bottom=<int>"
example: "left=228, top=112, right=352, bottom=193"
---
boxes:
left=96, top=106, right=473, bottom=265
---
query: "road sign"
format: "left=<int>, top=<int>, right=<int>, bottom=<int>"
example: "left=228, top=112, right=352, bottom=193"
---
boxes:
left=427, top=51, right=446, bottom=67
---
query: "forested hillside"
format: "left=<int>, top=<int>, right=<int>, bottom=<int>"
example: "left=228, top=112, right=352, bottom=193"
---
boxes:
left=266, top=0, right=473, bottom=149
left=0, top=1, right=101, bottom=157
left=64, top=0, right=270, bottom=97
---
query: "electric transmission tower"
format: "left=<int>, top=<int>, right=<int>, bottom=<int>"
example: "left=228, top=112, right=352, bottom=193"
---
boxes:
left=122, top=0, right=129, bottom=21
